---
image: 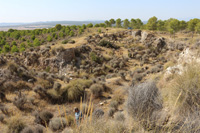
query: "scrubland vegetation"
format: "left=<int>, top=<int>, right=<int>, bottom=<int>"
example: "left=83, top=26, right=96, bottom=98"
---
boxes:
left=0, top=17, right=200, bottom=132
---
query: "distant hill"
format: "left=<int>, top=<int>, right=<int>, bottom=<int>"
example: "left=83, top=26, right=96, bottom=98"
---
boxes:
left=0, top=20, right=105, bottom=31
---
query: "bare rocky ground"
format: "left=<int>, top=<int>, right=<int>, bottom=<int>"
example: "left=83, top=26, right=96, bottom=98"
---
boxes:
left=0, top=28, right=200, bottom=132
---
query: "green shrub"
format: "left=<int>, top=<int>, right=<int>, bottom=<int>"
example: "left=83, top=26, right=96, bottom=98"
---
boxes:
left=69, top=31, right=74, bottom=37
left=33, top=38, right=40, bottom=46
left=2, top=43, right=10, bottom=53
left=55, top=34, right=58, bottom=39
left=87, top=23, right=93, bottom=28
left=89, top=52, right=102, bottom=63
left=59, top=32, right=64, bottom=38
left=98, top=29, right=102, bottom=33
left=31, top=35, right=35, bottom=40
left=11, top=41, right=17, bottom=46
left=19, top=43, right=26, bottom=52
left=11, top=45, right=19, bottom=53
left=94, top=24, right=100, bottom=27
left=21, top=37, right=26, bottom=41
left=14, top=32, right=21, bottom=40
left=55, top=24, right=62, bottom=30
left=62, top=40, right=68, bottom=44
left=98, top=40, right=119, bottom=49
left=47, top=35, right=53, bottom=42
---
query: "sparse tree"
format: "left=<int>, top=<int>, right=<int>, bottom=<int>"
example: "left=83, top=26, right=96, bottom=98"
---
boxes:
left=123, top=19, right=130, bottom=29
left=135, top=19, right=143, bottom=29
left=94, top=24, right=100, bottom=27
left=146, top=16, right=158, bottom=30
left=130, top=19, right=137, bottom=29
left=82, top=24, right=86, bottom=29
left=168, top=19, right=180, bottom=38
left=87, top=23, right=93, bottom=28
left=188, top=18, right=200, bottom=37
left=55, top=24, right=62, bottom=31
left=195, top=22, right=200, bottom=34
left=179, top=20, right=187, bottom=31
left=105, top=20, right=111, bottom=27
left=157, top=20, right=166, bottom=31
left=109, top=19, right=116, bottom=26
left=116, top=18, right=122, bottom=28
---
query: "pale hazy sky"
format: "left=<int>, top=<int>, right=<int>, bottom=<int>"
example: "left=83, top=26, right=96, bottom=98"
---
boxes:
left=0, top=0, right=199, bottom=23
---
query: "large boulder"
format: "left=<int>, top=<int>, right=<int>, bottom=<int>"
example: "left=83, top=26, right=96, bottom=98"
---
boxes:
left=153, top=37, right=166, bottom=52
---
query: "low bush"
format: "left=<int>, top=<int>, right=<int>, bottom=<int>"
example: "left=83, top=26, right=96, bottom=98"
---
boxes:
left=34, top=111, right=54, bottom=126
left=109, top=101, right=119, bottom=110
left=89, top=52, right=102, bottom=63
left=92, top=108, right=104, bottom=119
left=90, top=83, right=104, bottom=98
left=97, top=40, right=119, bottom=49
left=21, top=125, right=44, bottom=133
left=7, top=116, right=26, bottom=133
left=108, top=108, right=115, bottom=117
left=13, top=92, right=27, bottom=110
left=114, top=112, right=125, bottom=121
left=62, top=40, right=68, bottom=44
left=66, top=115, right=75, bottom=126
left=49, top=117, right=67, bottom=131
left=0, top=114, right=4, bottom=122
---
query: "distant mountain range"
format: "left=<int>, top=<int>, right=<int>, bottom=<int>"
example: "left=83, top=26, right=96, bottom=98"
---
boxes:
left=0, top=20, right=105, bottom=31
left=0, top=21, right=105, bottom=27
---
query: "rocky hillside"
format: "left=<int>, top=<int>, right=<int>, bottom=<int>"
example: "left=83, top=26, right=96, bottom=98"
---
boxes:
left=0, top=28, right=200, bottom=132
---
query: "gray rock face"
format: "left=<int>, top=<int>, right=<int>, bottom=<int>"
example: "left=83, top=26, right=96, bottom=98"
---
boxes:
left=57, top=48, right=75, bottom=63
left=153, top=37, right=166, bottom=52
left=132, top=30, right=142, bottom=38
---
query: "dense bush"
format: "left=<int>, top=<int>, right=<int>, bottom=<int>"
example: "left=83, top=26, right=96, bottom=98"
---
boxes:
left=46, top=79, right=92, bottom=103
left=126, top=80, right=162, bottom=127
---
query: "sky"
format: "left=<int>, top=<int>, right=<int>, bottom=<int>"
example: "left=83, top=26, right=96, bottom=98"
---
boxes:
left=0, top=0, right=200, bottom=23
